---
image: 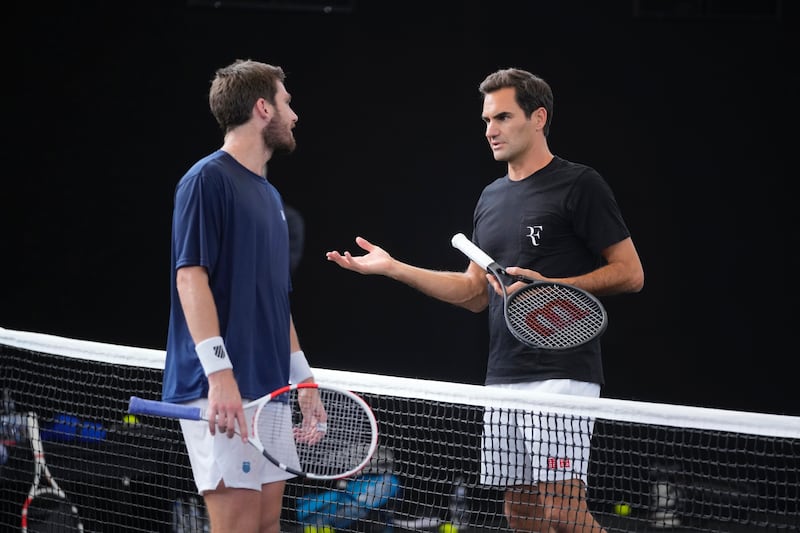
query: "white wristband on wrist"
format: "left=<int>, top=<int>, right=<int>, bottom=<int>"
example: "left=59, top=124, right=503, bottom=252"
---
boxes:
left=195, top=336, right=233, bottom=376
left=290, top=350, right=313, bottom=383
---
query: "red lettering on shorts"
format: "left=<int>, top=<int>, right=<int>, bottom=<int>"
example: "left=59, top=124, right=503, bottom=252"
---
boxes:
left=547, top=457, right=571, bottom=469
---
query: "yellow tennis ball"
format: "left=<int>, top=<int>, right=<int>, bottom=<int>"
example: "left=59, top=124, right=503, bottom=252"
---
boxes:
left=439, top=523, right=459, bottom=533
left=304, top=526, right=334, bottom=533
left=614, top=503, right=631, bottom=516
left=122, top=414, right=139, bottom=425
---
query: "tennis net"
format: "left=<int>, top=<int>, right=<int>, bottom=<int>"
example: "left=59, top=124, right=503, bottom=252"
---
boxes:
left=1, top=326, right=798, bottom=532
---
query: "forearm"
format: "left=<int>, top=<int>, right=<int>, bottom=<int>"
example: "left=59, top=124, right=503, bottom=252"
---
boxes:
left=289, top=315, right=314, bottom=384
left=557, top=263, right=639, bottom=296
left=176, top=266, right=237, bottom=384
left=385, top=259, right=489, bottom=312
left=326, top=237, right=489, bottom=312
left=547, top=265, right=624, bottom=296
left=176, top=266, right=222, bottom=343
left=555, top=238, right=644, bottom=296
left=289, top=316, right=301, bottom=353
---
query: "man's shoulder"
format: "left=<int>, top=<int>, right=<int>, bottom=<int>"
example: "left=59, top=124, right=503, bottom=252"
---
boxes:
left=482, top=174, right=510, bottom=192
left=177, top=150, right=234, bottom=187
left=547, top=157, right=607, bottom=191
left=550, top=155, right=597, bottom=175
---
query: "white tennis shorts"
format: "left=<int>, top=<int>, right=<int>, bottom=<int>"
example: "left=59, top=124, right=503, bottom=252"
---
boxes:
left=179, top=399, right=299, bottom=493
left=480, top=379, right=600, bottom=486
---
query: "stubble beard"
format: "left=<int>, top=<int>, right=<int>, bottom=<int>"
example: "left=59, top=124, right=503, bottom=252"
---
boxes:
left=263, top=114, right=296, bottom=155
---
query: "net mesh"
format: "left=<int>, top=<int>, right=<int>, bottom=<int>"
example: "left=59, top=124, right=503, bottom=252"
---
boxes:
left=1, top=327, right=798, bottom=533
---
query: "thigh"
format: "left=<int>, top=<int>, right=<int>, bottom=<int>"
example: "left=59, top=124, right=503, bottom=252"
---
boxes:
left=203, top=480, right=287, bottom=532
left=205, top=486, right=263, bottom=531
left=525, top=409, right=593, bottom=483
left=482, top=381, right=600, bottom=485
left=503, top=484, right=551, bottom=531
left=481, top=407, right=531, bottom=486
left=259, top=480, right=288, bottom=533
left=181, top=399, right=297, bottom=493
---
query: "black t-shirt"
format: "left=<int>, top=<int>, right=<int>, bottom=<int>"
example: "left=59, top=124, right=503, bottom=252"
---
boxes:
left=473, top=156, right=631, bottom=386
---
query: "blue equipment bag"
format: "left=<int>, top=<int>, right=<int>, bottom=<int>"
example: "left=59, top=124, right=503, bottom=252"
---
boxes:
left=296, top=473, right=401, bottom=529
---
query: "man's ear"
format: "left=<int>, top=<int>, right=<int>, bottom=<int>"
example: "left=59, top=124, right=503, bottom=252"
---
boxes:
left=256, top=97, right=271, bottom=120
left=533, top=106, right=547, bottom=130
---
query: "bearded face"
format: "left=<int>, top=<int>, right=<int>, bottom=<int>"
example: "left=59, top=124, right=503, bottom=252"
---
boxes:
left=262, top=106, right=296, bottom=154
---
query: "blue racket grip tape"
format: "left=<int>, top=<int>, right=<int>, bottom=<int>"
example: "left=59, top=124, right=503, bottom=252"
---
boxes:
left=128, top=396, right=203, bottom=420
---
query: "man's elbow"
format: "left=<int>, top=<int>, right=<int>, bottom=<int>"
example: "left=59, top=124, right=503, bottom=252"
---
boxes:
left=463, top=300, right=488, bottom=313
left=459, top=290, right=489, bottom=313
left=628, top=270, right=645, bottom=293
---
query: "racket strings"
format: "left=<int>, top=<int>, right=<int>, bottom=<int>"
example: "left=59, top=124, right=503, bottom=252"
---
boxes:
left=23, top=493, right=82, bottom=531
left=506, top=284, right=606, bottom=349
left=291, top=388, right=374, bottom=477
left=255, top=388, right=375, bottom=478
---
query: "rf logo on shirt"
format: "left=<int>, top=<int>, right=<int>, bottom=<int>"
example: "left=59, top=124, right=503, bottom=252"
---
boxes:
left=526, top=225, right=542, bottom=246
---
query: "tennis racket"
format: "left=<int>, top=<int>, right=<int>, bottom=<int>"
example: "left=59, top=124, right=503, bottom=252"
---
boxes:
left=21, top=412, right=84, bottom=532
left=451, top=232, right=607, bottom=350
left=128, top=383, right=378, bottom=480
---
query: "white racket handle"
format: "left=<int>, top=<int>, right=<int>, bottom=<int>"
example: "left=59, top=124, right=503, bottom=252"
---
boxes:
left=451, top=233, right=494, bottom=270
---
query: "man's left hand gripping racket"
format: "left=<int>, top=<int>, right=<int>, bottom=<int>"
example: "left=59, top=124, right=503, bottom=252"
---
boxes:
left=128, top=383, right=378, bottom=480
left=452, top=233, right=607, bottom=350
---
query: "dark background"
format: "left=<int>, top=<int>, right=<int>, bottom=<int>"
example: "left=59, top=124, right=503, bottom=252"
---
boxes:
left=2, top=1, right=797, bottom=416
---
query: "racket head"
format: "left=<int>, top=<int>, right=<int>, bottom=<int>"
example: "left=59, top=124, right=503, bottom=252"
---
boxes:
left=22, top=492, right=83, bottom=532
left=504, top=281, right=608, bottom=350
left=251, top=383, right=378, bottom=480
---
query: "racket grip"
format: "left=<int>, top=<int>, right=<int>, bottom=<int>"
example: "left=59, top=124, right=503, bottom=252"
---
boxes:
left=128, top=396, right=203, bottom=420
left=451, top=233, right=494, bottom=270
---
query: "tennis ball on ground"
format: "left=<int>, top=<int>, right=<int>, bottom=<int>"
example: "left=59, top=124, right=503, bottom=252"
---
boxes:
left=439, top=522, right=459, bottom=533
left=122, top=414, right=139, bottom=425
left=613, top=503, right=631, bottom=516
left=303, top=526, right=333, bottom=533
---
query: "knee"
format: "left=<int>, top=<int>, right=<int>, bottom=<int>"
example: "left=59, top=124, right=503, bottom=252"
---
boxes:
left=505, top=499, right=547, bottom=531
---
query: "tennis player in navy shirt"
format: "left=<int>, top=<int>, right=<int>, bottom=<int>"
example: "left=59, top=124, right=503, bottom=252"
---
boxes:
left=164, top=59, right=325, bottom=533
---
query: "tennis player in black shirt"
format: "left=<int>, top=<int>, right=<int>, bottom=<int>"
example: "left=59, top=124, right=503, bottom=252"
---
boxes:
left=327, top=68, right=644, bottom=533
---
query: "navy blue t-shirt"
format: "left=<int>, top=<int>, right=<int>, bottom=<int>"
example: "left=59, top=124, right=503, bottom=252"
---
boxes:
left=163, top=150, right=292, bottom=403
left=473, top=156, right=631, bottom=386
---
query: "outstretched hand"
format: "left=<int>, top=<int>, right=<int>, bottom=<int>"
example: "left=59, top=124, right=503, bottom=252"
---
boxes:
left=325, top=236, right=393, bottom=275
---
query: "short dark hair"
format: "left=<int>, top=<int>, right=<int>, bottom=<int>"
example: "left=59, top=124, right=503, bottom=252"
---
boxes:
left=479, top=68, right=553, bottom=137
left=209, top=59, right=286, bottom=133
